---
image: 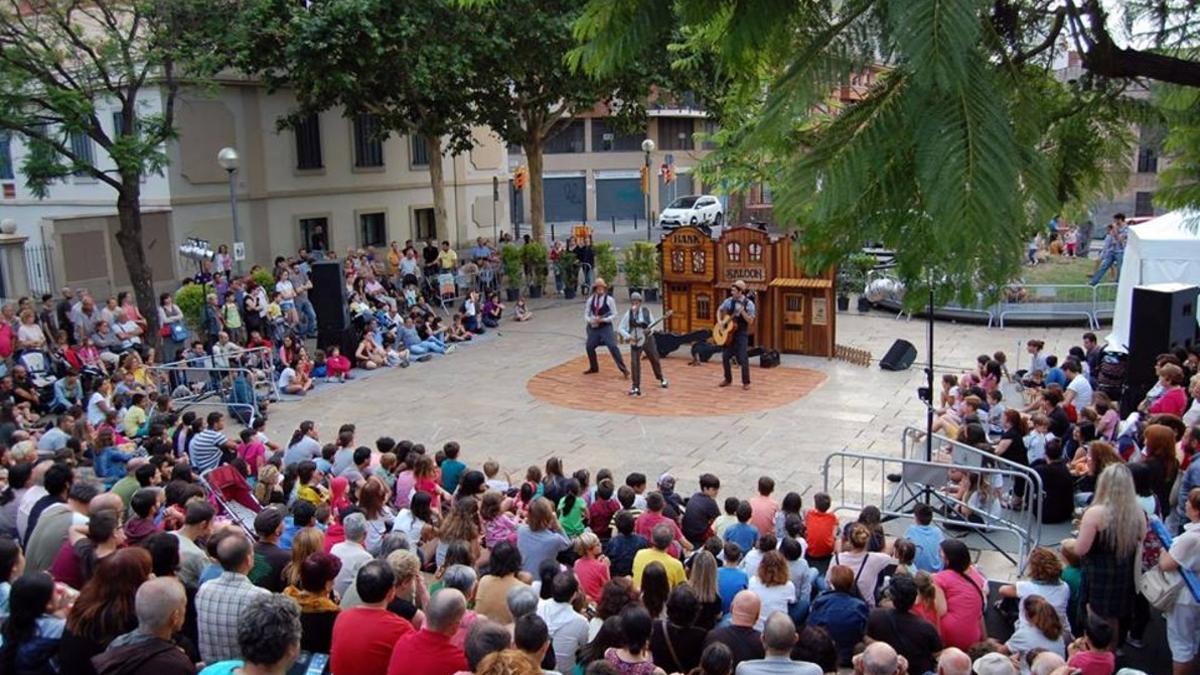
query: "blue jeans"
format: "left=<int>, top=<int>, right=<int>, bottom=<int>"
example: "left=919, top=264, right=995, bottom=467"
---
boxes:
left=1089, top=251, right=1122, bottom=285
left=408, top=340, right=445, bottom=355
left=296, top=297, right=317, bottom=337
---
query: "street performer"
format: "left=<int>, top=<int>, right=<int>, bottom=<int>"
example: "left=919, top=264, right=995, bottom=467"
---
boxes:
left=583, top=278, right=629, bottom=378
left=618, top=291, right=668, bottom=397
left=719, top=279, right=756, bottom=390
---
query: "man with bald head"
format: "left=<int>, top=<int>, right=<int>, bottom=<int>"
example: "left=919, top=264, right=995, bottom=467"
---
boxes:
left=936, top=647, right=972, bottom=675
left=25, top=479, right=100, bottom=572
left=195, top=532, right=269, bottom=663
left=736, top=611, right=822, bottom=674
left=854, top=642, right=908, bottom=675
left=705, top=590, right=766, bottom=670
left=93, top=577, right=194, bottom=675
left=387, top=588, right=469, bottom=675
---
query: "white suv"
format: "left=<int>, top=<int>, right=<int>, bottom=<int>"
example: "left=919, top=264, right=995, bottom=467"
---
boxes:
left=659, top=195, right=724, bottom=234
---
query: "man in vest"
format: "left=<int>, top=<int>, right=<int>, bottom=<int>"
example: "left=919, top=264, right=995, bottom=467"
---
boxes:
left=619, top=292, right=667, bottom=396
left=583, top=278, right=628, bottom=378
left=719, top=280, right=756, bottom=390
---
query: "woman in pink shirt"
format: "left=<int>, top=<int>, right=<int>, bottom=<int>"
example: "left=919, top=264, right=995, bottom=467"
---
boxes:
left=573, top=532, right=611, bottom=603
left=932, top=539, right=988, bottom=650
left=1150, top=364, right=1188, bottom=417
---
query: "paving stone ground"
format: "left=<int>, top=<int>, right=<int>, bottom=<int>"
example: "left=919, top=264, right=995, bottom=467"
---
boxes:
left=262, top=298, right=1090, bottom=577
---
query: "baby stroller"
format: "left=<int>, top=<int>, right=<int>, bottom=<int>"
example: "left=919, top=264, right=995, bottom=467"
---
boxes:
left=17, top=350, right=58, bottom=389
left=200, top=465, right=262, bottom=539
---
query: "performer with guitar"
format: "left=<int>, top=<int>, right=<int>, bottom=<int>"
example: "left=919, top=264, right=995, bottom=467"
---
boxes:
left=583, top=278, right=629, bottom=378
left=715, top=279, right=756, bottom=390
left=618, top=292, right=671, bottom=396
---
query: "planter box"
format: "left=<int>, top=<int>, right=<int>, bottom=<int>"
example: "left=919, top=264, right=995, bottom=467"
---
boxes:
left=504, top=288, right=520, bottom=302
left=528, top=285, right=543, bottom=299
left=563, top=287, right=577, bottom=300
left=837, top=295, right=850, bottom=311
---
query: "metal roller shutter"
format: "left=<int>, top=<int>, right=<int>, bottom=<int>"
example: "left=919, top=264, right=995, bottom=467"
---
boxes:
left=596, top=178, right=644, bottom=220
left=544, top=176, right=586, bottom=223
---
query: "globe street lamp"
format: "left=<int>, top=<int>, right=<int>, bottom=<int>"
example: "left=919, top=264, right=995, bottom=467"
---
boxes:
left=641, top=138, right=655, bottom=241
left=216, top=147, right=243, bottom=276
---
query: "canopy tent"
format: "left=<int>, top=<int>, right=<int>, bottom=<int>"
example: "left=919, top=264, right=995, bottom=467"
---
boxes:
left=1107, top=210, right=1200, bottom=351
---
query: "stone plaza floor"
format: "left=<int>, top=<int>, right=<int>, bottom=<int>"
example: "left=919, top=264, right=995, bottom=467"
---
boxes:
left=266, top=298, right=1088, bottom=516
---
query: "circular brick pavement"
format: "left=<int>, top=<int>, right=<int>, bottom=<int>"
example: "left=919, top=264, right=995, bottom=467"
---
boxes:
left=527, top=354, right=828, bottom=417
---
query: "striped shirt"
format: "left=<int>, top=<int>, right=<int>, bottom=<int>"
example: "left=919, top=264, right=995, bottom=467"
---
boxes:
left=189, top=429, right=227, bottom=473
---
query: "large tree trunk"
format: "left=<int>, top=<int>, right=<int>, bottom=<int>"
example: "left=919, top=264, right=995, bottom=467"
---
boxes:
left=425, top=133, right=450, bottom=245
left=114, top=183, right=161, bottom=351
left=525, top=134, right=545, bottom=242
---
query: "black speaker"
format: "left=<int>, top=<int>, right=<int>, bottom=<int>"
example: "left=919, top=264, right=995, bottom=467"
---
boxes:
left=309, top=261, right=350, bottom=332
left=1128, top=284, right=1198, bottom=385
left=880, top=339, right=917, bottom=371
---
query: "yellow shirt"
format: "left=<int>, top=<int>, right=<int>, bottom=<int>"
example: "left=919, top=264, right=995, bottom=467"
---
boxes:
left=266, top=302, right=283, bottom=321
left=632, top=547, right=686, bottom=590
left=437, top=249, right=458, bottom=270
left=387, top=249, right=401, bottom=274
left=123, top=405, right=147, bottom=437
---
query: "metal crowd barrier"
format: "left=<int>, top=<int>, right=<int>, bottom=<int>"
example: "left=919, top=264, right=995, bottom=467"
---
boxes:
left=147, top=346, right=279, bottom=426
left=822, top=425, right=1043, bottom=573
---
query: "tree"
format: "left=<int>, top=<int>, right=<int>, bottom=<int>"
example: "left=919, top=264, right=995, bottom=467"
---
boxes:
left=236, top=0, right=484, bottom=244
left=467, top=0, right=669, bottom=241
left=0, top=0, right=230, bottom=340
left=572, top=0, right=1193, bottom=304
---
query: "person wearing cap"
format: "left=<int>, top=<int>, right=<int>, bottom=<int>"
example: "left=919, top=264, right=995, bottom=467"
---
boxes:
left=583, top=278, right=628, bottom=378
left=718, top=279, right=756, bottom=390
left=251, top=505, right=291, bottom=592
left=618, top=291, right=667, bottom=396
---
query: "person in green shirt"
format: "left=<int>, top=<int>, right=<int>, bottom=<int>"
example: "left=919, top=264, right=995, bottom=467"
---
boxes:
left=111, top=456, right=150, bottom=509
left=1061, top=537, right=1083, bottom=635
left=557, top=479, right=587, bottom=538
left=222, top=293, right=245, bottom=344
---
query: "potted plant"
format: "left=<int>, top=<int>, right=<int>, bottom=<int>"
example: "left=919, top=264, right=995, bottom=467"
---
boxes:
left=848, top=252, right=877, bottom=312
left=522, top=241, right=549, bottom=299
left=643, top=244, right=661, bottom=302
left=500, top=244, right=523, bottom=302
left=174, top=284, right=208, bottom=333
left=594, top=241, right=619, bottom=291
left=557, top=249, right=580, bottom=300
left=622, top=245, right=646, bottom=298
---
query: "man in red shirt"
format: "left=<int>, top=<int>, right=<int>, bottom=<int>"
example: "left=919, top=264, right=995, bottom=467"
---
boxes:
left=332, top=561, right=412, bottom=675
left=634, top=492, right=691, bottom=558
left=387, top=587, right=469, bottom=675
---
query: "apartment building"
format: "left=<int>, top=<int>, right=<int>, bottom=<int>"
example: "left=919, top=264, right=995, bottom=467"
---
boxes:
left=0, top=80, right=509, bottom=299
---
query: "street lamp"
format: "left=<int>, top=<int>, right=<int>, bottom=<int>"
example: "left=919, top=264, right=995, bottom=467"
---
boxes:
left=216, top=147, right=243, bottom=276
left=641, top=138, right=655, bottom=241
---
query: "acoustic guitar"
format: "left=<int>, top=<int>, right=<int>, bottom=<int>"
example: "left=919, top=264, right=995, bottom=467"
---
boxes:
left=711, top=302, right=744, bottom=347
left=620, top=310, right=674, bottom=346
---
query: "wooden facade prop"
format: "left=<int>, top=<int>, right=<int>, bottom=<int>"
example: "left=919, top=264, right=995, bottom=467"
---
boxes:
left=659, top=226, right=837, bottom=357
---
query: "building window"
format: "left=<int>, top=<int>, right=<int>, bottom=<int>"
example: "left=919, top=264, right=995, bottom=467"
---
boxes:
left=0, top=132, right=12, bottom=180
left=295, top=113, right=323, bottom=170
left=69, top=131, right=94, bottom=176
left=299, top=216, right=329, bottom=251
left=671, top=249, right=685, bottom=273
left=545, top=120, right=585, bottom=154
left=359, top=212, right=386, bottom=247
left=748, top=242, right=763, bottom=262
left=658, top=118, right=694, bottom=151
left=1135, top=191, right=1155, bottom=217
left=701, top=120, right=718, bottom=150
left=410, top=136, right=430, bottom=167
left=1137, top=146, right=1158, bottom=174
left=725, top=241, right=741, bottom=262
left=696, top=294, right=712, bottom=320
left=591, top=119, right=642, bottom=152
left=111, top=112, right=126, bottom=137
left=353, top=114, right=384, bottom=168
left=785, top=295, right=803, bottom=312
left=414, top=207, right=436, bottom=240
left=692, top=250, right=706, bottom=273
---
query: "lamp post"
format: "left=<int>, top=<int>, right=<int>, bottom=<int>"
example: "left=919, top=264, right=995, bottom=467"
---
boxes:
left=216, top=147, right=243, bottom=276
left=641, top=138, right=655, bottom=242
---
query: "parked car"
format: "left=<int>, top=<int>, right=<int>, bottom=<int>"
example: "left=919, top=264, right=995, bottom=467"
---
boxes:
left=659, top=195, right=724, bottom=234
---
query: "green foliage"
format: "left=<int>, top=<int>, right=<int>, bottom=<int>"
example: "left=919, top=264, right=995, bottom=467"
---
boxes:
left=593, top=241, right=619, bottom=286
left=837, top=252, right=876, bottom=296
left=500, top=244, right=524, bottom=289
left=557, top=249, right=580, bottom=283
left=522, top=242, right=549, bottom=286
left=1155, top=84, right=1200, bottom=217
left=621, top=241, right=658, bottom=288
left=174, top=284, right=208, bottom=331
left=251, top=268, right=276, bottom=291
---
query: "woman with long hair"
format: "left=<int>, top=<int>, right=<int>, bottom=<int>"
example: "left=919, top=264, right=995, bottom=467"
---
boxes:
left=515, top=497, right=569, bottom=576
left=688, top=642, right=733, bottom=675
left=1161, top=486, right=1200, bottom=674
left=58, top=547, right=152, bottom=674
left=0, top=572, right=66, bottom=675
left=748, top=551, right=796, bottom=631
left=688, top=550, right=722, bottom=630
left=1001, top=595, right=1066, bottom=660
left=604, top=604, right=658, bottom=674
left=474, top=541, right=528, bottom=624
left=358, top=476, right=392, bottom=555
left=394, top=490, right=438, bottom=561
left=284, top=527, right=326, bottom=589
left=436, top=496, right=484, bottom=570
left=0, top=538, right=26, bottom=620
left=639, top=562, right=670, bottom=619
left=283, top=552, right=341, bottom=654
left=1076, top=463, right=1145, bottom=642
left=1143, top=423, right=1181, bottom=516
left=541, top=457, right=567, bottom=506
left=932, top=539, right=987, bottom=651
left=649, top=584, right=707, bottom=673
left=588, top=578, right=639, bottom=642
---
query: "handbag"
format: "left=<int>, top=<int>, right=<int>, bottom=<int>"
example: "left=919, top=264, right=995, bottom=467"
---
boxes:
left=171, top=323, right=189, bottom=343
left=1139, top=565, right=1185, bottom=612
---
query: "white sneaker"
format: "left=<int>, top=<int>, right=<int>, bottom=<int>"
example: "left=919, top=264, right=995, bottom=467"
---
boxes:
left=445, top=344, right=456, bottom=354
left=660, top=379, right=669, bottom=389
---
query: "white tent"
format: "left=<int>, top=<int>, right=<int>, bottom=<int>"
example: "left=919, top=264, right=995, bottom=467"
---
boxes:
left=1107, top=210, right=1200, bottom=351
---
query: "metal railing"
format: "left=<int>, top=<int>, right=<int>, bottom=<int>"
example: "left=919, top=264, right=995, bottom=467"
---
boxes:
left=823, top=425, right=1043, bottom=573
left=146, top=346, right=278, bottom=426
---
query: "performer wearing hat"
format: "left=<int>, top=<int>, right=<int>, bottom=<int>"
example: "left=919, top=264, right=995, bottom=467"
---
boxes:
left=618, top=291, right=667, bottom=396
left=719, top=279, right=756, bottom=390
left=583, top=278, right=628, bottom=378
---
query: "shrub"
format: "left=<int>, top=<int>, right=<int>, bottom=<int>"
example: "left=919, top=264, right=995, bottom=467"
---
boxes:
left=174, top=284, right=208, bottom=331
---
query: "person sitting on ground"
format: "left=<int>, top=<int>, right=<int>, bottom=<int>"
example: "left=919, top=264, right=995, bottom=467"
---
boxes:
left=826, top=523, right=892, bottom=608
left=704, top=590, right=765, bottom=671
left=648, top=584, right=708, bottom=673
left=331, top=560, right=413, bottom=675
left=200, top=593, right=303, bottom=675
left=853, top=641, right=907, bottom=675
left=735, top=610, right=822, bottom=675
left=865, top=574, right=942, bottom=675
left=806, top=564, right=868, bottom=668
left=604, top=511, right=647, bottom=579
left=513, top=297, right=532, bottom=322
left=633, top=523, right=686, bottom=590
left=386, top=588, right=469, bottom=675
left=195, top=532, right=271, bottom=664
left=1066, top=613, right=1115, bottom=675
left=277, top=358, right=313, bottom=396
left=998, top=547, right=1071, bottom=637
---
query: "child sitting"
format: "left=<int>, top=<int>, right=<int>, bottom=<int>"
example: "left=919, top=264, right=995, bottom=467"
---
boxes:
left=311, top=349, right=329, bottom=379
left=124, top=487, right=164, bottom=546
left=774, top=492, right=803, bottom=541
left=1066, top=614, right=1115, bottom=675
left=483, top=460, right=511, bottom=493
left=903, top=503, right=945, bottom=572
left=603, top=511, right=647, bottom=578
left=1024, top=413, right=1051, bottom=465
left=513, top=297, right=533, bottom=322
left=985, top=390, right=1006, bottom=436
left=573, top=532, right=610, bottom=604
left=481, top=490, right=519, bottom=548
left=236, top=428, right=267, bottom=476
left=714, top=497, right=740, bottom=541
left=723, top=500, right=758, bottom=553
left=804, top=492, right=839, bottom=570
left=93, top=428, right=134, bottom=486
left=718, top=541, right=750, bottom=615
left=587, top=479, right=619, bottom=542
